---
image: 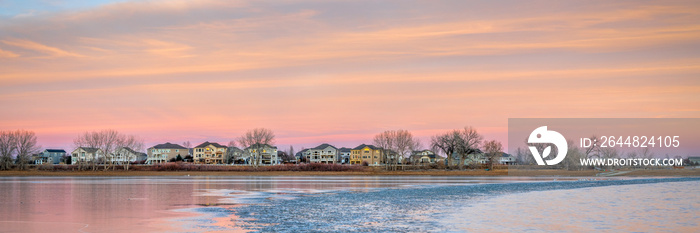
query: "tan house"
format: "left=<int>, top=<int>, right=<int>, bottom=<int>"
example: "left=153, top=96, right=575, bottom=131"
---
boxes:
left=146, top=142, right=188, bottom=164
left=306, top=143, right=338, bottom=164
left=349, top=144, right=383, bottom=165
left=71, top=147, right=104, bottom=164
left=193, top=141, right=227, bottom=164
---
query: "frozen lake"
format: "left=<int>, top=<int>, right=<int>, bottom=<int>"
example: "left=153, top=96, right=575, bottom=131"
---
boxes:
left=0, top=176, right=697, bottom=232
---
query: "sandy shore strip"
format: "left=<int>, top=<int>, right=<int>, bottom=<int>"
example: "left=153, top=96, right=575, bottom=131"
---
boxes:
left=0, top=168, right=698, bottom=177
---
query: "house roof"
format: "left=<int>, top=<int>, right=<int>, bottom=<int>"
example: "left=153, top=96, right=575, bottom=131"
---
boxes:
left=121, top=147, right=146, bottom=156
left=295, top=148, right=309, bottom=157
left=411, top=149, right=434, bottom=154
left=410, top=153, right=437, bottom=159
left=312, top=143, right=337, bottom=150
left=151, top=142, right=187, bottom=149
left=463, top=148, right=483, bottom=154
left=78, top=147, right=100, bottom=154
left=151, top=143, right=187, bottom=150
left=339, top=147, right=352, bottom=152
left=194, top=141, right=227, bottom=148
left=228, top=147, right=243, bottom=152
left=352, top=144, right=379, bottom=150
left=45, top=149, right=66, bottom=153
left=122, top=147, right=137, bottom=154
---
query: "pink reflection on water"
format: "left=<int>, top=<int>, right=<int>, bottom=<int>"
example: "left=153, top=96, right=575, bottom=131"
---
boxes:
left=0, top=176, right=504, bottom=232
left=0, top=176, right=627, bottom=232
left=0, top=177, right=222, bottom=232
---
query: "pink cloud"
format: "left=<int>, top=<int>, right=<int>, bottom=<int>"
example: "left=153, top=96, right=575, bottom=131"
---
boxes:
left=0, top=0, right=698, bottom=153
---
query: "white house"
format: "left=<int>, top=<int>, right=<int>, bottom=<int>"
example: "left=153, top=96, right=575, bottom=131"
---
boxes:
left=112, top=147, right=147, bottom=164
left=71, top=147, right=104, bottom=164
left=338, top=147, right=351, bottom=164
left=244, top=144, right=279, bottom=165
left=410, top=150, right=437, bottom=164
left=307, top=143, right=338, bottom=164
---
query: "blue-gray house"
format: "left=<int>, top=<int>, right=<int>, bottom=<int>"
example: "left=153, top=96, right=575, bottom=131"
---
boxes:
left=40, top=149, right=67, bottom=164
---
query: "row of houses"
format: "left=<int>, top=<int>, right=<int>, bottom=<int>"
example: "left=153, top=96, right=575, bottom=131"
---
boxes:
left=34, top=141, right=515, bottom=166
left=71, top=147, right=147, bottom=164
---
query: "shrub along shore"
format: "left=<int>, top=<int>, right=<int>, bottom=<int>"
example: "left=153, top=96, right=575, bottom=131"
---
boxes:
left=0, top=163, right=697, bottom=177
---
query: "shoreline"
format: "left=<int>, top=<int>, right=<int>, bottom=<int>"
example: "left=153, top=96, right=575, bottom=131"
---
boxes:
left=1, top=169, right=698, bottom=177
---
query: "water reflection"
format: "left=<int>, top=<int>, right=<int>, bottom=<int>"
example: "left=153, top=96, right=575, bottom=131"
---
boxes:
left=0, top=176, right=623, bottom=232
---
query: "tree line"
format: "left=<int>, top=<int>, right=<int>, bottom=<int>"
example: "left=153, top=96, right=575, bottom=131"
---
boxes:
left=0, top=130, right=40, bottom=170
left=0, top=126, right=509, bottom=171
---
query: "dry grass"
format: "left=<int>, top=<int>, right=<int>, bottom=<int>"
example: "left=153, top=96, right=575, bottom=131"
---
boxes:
left=1, top=166, right=698, bottom=177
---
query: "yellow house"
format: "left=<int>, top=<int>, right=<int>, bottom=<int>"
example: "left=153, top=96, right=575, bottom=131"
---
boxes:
left=146, top=142, right=188, bottom=164
left=193, top=141, right=227, bottom=164
left=349, top=144, right=383, bottom=165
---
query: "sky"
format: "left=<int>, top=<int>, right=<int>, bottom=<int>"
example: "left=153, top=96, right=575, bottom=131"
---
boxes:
left=0, top=0, right=698, bottom=152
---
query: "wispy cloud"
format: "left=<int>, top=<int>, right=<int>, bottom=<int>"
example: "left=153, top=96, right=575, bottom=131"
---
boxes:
left=142, top=39, right=194, bottom=58
left=0, top=0, right=698, bottom=149
left=0, top=48, right=19, bottom=58
left=1, top=39, right=84, bottom=57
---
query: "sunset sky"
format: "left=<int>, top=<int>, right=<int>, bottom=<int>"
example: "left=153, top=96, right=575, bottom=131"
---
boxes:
left=1, top=0, right=698, bottom=152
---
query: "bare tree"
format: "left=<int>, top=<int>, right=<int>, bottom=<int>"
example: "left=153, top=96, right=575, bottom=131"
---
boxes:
left=516, top=135, right=557, bottom=166
left=600, top=147, right=619, bottom=159
left=562, top=138, right=584, bottom=170
left=456, top=126, right=482, bottom=169
left=15, top=130, right=40, bottom=170
left=483, top=140, right=502, bottom=171
left=183, top=141, right=192, bottom=154
left=118, top=135, right=144, bottom=171
left=0, top=131, right=18, bottom=170
left=374, top=130, right=421, bottom=170
left=584, top=135, right=600, bottom=158
left=515, top=147, right=534, bottom=165
left=430, top=126, right=482, bottom=169
left=278, top=151, right=296, bottom=163
left=237, top=128, right=275, bottom=167
left=288, top=145, right=295, bottom=163
left=374, top=132, right=394, bottom=169
left=74, top=129, right=141, bottom=171
left=431, top=130, right=461, bottom=168
left=74, top=131, right=101, bottom=171
left=224, top=140, right=239, bottom=164
left=74, top=130, right=114, bottom=171
left=639, top=147, right=654, bottom=159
